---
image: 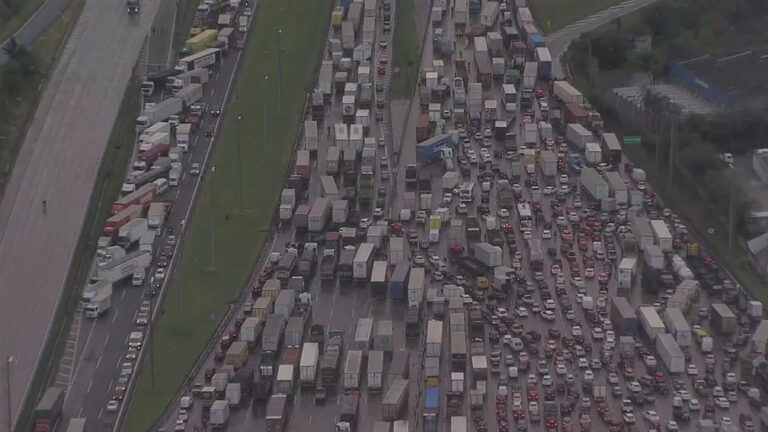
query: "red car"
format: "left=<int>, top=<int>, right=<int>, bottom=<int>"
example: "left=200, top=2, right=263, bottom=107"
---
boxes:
left=623, top=367, right=635, bottom=379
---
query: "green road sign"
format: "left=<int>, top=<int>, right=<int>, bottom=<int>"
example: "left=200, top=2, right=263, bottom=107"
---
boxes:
left=623, top=135, right=642, bottom=145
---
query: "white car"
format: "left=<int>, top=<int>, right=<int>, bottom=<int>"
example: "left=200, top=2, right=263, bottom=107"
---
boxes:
left=607, top=372, right=619, bottom=384
left=686, top=364, right=698, bottom=376
left=516, top=307, right=529, bottom=317
left=457, top=203, right=468, bottom=214
left=543, top=186, right=556, bottom=195
left=497, top=208, right=510, bottom=218
left=643, top=410, right=659, bottom=424
left=556, top=364, right=567, bottom=375
left=107, top=399, right=120, bottom=412
left=578, top=357, right=589, bottom=369
left=688, top=399, right=700, bottom=411
left=592, top=327, right=604, bottom=339
left=544, top=299, right=556, bottom=310
left=644, top=355, right=657, bottom=368
left=497, top=308, right=508, bottom=318
left=572, top=326, right=582, bottom=337
left=443, top=193, right=452, bottom=205
left=714, top=397, right=730, bottom=409
left=154, top=268, right=166, bottom=280
left=583, top=370, right=594, bottom=381
left=627, top=381, right=642, bottom=393
left=542, top=374, right=553, bottom=386
left=623, top=413, right=636, bottom=424
left=190, top=162, right=201, bottom=175
left=542, top=229, right=552, bottom=239
left=373, top=207, right=384, bottom=218
left=541, top=310, right=555, bottom=321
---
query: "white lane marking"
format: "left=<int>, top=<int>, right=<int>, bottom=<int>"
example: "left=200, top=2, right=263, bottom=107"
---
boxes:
left=87, top=379, right=93, bottom=394
left=95, top=355, right=102, bottom=370
left=103, top=333, right=110, bottom=347
left=112, top=309, right=120, bottom=323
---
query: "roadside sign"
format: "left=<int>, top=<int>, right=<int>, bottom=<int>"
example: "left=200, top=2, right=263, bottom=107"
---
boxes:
left=623, top=136, right=642, bottom=145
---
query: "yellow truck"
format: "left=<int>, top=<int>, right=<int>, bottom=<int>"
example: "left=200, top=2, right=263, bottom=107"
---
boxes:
left=226, top=340, right=248, bottom=369
left=185, top=29, right=219, bottom=53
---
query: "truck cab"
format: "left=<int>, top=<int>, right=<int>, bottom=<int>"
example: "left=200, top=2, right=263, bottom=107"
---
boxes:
left=132, top=270, right=145, bottom=286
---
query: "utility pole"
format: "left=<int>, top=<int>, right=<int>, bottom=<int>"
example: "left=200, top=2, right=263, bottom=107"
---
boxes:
left=668, top=113, right=676, bottom=185
left=5, top=356, right=12, bottom=432
left=277, top=29, right=283, bottom=111
left=149, top=301, right=155, bottom=388
left=209, top=166, right=216, bottom=268
left=236, top=114, right=243, bottom=212
left=263, top=76, right=269, bottom=147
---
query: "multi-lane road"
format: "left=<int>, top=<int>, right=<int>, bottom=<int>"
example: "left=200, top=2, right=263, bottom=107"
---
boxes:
left=0, top=0, right=162, bottom=427
left=56, top=7, right=260, bottom=431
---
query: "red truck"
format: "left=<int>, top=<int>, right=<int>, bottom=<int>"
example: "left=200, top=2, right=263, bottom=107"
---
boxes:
left=416, top=113, right=433, bottom=143
left=474, top=53, right=493, bottom=90
left=103, top=204, right=143, bottom=234
left=565, top=103, right=587, bottom=125
left=111, top=183, right=157, bottom=214
left=138, top=143, right=171, bottom=164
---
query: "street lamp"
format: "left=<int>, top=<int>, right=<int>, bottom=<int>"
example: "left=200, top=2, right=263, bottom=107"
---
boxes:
left=236, top=114, right=243, bottom=213
left=6, top=355, right=12, bottom=432
left=263, top=76, right=269, bottom=150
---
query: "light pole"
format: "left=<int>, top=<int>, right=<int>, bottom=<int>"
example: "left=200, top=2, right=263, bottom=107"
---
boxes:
left=209, top=166, right=216, bottom=268
left=6, top=355, right=12, bottom=432
left=277, top=29, right=283, bottom=111
left=236, top=114, right=243, bottom=213
left=263, top=76, right=269, bottom=149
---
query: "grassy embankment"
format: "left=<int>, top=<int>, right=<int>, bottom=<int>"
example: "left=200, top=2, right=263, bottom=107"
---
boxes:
left=530, top=0, right=624, bottom=34
left=0, top=0, right=47, bottom=43
left=390, top=0, right=420, bottom=99
left=124, top=0, right=332, bottom=429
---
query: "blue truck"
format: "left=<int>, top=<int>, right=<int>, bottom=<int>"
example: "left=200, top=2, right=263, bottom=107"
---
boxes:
left=424, top=386, right=440, bottom=432
left=568, top=153, right=583, bottom=172
left=390, top=262, right=410, bottom=301
left=416, top=133, right=458, bottom=164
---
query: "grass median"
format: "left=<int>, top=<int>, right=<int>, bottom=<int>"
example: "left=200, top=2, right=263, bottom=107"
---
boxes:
left=391, top=0, right=419, bottom=99
left=530, top=0, right=624, bottom=34
left=124, top=0, right=332, bottom=429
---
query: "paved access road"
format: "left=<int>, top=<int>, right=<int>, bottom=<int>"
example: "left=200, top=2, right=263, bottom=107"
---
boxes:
left=0, top=0, right=160, bottom=427
left=545, top=0, right=660, bottom=79
left=0, top=0, right=76, bottom=65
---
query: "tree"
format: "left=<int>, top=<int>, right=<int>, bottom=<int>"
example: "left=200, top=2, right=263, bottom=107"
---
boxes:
left=627, top=50, right=664, bottom=84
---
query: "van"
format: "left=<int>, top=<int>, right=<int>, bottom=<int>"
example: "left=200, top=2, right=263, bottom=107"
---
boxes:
left=132, top=271, right=145, bottom=286
left=153, top=178, right=169, bottom=195
left=169, top=168, right=181, bottom=186
left=128, top=331, right=144, bottom=349
left=238, top=16, right=248, bottom=32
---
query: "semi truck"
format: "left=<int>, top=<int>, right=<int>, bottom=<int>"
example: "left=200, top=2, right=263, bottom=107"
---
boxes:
left=175, top=47, right=222, bottom=73
left=85, top=290, right=112, bottom=318
left=33, top=386, right=64, bottom=432
left=96, top=250, right=151, bottom=283
left=343, top=350, right=363, bottom=389
left=135, top=97, right=184, bottom=131
left=117, top=218, right=148, bottom=249
left=127, top=0, right=140, bottom=14
left=299, top=342, right=319, bottom=386
left=382, top=378, right=409, bottom=421
left=112, top=183, right=157, bottom=214
left=352, top=243, right=375, bottom=282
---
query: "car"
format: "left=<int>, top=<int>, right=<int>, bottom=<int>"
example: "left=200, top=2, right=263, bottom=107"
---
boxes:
left=541, top=310, right=555, bottom=321
left=154, top=268, right=166, bottom=280
left=688, top=399, right=700, bottom=411
left=543, top=186, right=556, bottom=195
left=578, top=357, right=589, bottom=369
left=542, top=229, right=552, bottom=239
left=644, top=355, right=657, bottom=368
left=516, top=307, right=529, bottom=317
left=413, top=255, right=425, bottom=265
left=608, top=372, right=619, bottom=384
left=623, top=413, right=635, bottom=424
left=686, top=364, right=698, bottom=376
left=714, top=397, right=730, bottom=408
left=592, top=327, right=604, bottom=340
left=378, top=53, right=389, bottom=64
left=572, top=326, right=582, bottom=337
left=174, top=419, right=186, bottom=431
left=627, top=381, right=642, bottom=393
left=135, top=311, right=149, bottom=326
left=556, top=364, right=567, bottom=375
left=665, top=420, right=679, bottom=432
left=209, top=104, right=221, bottom=116
left=107, top=399, right=120, bottom=412
left=643, top=410, right=659, bottom=424
left=126, top=347, right=138, bottom=360
left=190, top=162, right=201, bottom=175
left=585, top=267, right=595, bottom=278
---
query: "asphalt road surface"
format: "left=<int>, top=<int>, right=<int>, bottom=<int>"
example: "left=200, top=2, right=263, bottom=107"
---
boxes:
left=58, top=9, right=258, bottom=432
left=92, top=1, right=756, bottom=432
left=545, top=0, right=660, bottom=79
left=0, top=0, right=76, bottom=65
left=0, top=0, right=161, bottom=428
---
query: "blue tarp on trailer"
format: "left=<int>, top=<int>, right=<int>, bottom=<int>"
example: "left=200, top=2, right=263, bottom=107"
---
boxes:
left=425, top=386, right=439, bottom=412
left=416, top=133, right=457, bottom=164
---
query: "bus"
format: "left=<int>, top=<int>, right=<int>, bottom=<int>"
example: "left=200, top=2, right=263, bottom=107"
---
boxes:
left=516, top=202, right=533, bottom=230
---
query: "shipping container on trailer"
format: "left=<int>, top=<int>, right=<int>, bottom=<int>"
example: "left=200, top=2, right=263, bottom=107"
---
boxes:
left=451, top=331, right=467, bottom=370
left=407, top=267, right=426, bottom=306
left=638, top=306, right=665, bottom=341
left=663, top=307, right=692, bottom=347
left=390, top=262, right=410, bottom=301
left=632, top=217, right=654, bottom=248
left=375, top=320, right=393, bottom=352
left=655, top=333, right=685, bottom=373
left=344, top=350, right=364, bottom=389
left=649, top=219, right=673, bottom=252
left=426, top=320, right=444, bottom=357
left=610, top=296, right=638, bottom=335
left=354, top=317, right=374, bottom=354
left=353, top=242, right=376, bottom=281
left=601, top=132, right=622, bottom=164
left=371, top=261, right=388, bottom=300
left=382, top=378, right=409, bottom=421
left=367, top=350, right=384, bottom=392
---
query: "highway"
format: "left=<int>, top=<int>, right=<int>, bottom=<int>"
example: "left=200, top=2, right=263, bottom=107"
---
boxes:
left=0, top=0, right=162, bottom=428
left=544, top=0, right=660, bottom=79
left=0, top=0, right=77, bottom=66
left=55, top=6, right=261, bottom=431
left=152, top=0, right=762, bottom=431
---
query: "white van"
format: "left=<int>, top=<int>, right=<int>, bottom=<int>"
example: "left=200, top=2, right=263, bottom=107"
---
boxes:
left=169, top=167, right=181, bottom=186
left=238, top=16, right=248, bottom=32
left=153, top=178, right=169, bottom=195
